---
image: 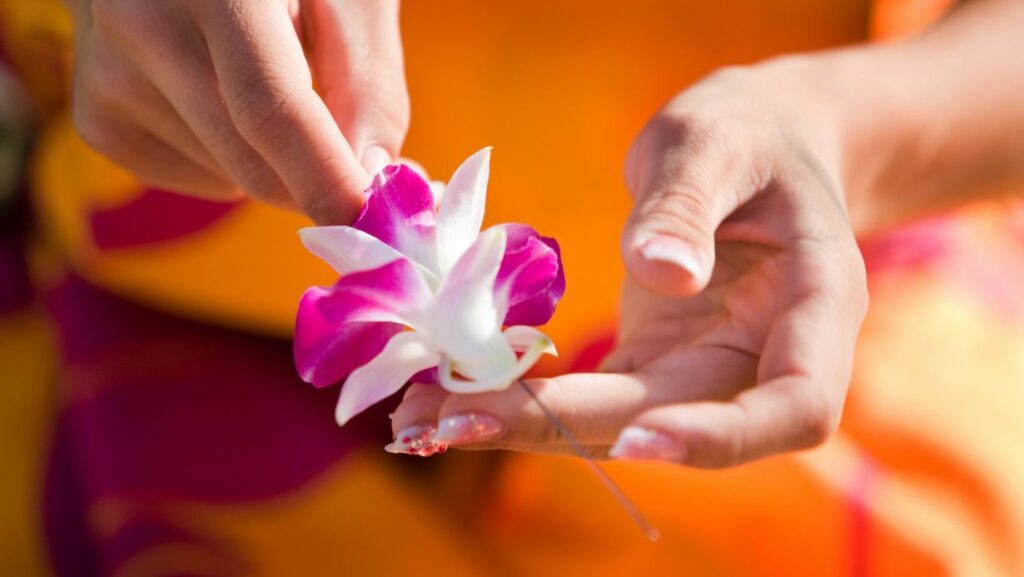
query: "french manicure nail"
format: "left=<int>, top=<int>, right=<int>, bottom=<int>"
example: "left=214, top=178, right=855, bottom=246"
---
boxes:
left=361, top=144, right=392, bottom=177
left=640, top=235, right=702, bottom=279
left=432, top=413, right=504, bottom=445
left=385, top=423, right=447, bottom=457
left=609, top=427, right=685, bottom=462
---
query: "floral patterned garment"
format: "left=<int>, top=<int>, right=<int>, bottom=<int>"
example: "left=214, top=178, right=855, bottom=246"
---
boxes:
left=4, top=0, right=1024, bottom=576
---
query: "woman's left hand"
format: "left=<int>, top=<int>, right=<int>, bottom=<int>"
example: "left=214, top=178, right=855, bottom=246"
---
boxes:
left=390, top=59, right=869, bottom=467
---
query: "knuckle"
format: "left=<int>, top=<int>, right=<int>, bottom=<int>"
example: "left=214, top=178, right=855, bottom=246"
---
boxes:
left=795, top=393, right=840, bottom=449
left=651, top=183, right=712, bottom=216
left=235, top=158, right=285, bottom=200
left=802, top=414, right=837, bottom=448
left=645, top=109, right=727, bottom=155
left=635, top=110, right=746, bottom=200
left=296, top=191, right=335, bottom=224
left=641, top=112, right=697, bottom=153
left=230, top=77, right=301, bottom=144
left=528, top=380, right=568, bottom=446
left=636, top=186, right=714, bottom=238
left=536, top=409, right=564, bottom=445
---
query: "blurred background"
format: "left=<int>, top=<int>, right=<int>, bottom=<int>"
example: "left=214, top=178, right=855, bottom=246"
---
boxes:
left=2, top=0, right=1023, bottom=575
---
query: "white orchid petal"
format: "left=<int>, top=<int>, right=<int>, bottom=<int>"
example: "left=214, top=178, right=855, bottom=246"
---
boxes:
left=429, top=180, right=446, bottom=209
left=335, top=332, right=440, bottom=426
left=430, top=227, right=513, bottom=372
left=438, top=330, right=556, bottom=394
left=503, top=325, right=558, bottom=357
left=435, top=147, right=492, bottom=274
left=299, top=226, right=440, bottom=287
left=299, top=226, right=400, bottom=275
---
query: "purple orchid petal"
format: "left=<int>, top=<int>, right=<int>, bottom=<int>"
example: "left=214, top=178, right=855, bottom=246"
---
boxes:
left=353, top=165, right=439, bottom=272
left=335, top=331, right=440, bottom=426
left=316, top=259, right=432, bottom=331
left=294, top=286, right=404, bottom=388
left=495, top=224, right=566, bottom=326
left=409, top=367, right=439, bottom=384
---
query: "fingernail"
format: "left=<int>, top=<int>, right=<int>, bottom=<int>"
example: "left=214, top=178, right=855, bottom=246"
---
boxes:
left=361, top=144, right=392, bottom=177
left=609, top=427, right=685, bottom=462
left=640, top=235, right=702, bottom=279
left=385, top=423, right=448, bottom=457
left=432, top=413, right=504, bottom=445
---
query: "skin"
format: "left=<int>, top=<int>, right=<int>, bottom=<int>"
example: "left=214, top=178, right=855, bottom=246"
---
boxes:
left=66, top=0, right=408, bottom=224
left=392, top=0, right=1024, bottom=467
left=67, top=0, right=1024, bottom=467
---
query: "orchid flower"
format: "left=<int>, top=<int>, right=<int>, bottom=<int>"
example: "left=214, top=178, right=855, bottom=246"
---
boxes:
left=294, top=148, right=566, bottom=426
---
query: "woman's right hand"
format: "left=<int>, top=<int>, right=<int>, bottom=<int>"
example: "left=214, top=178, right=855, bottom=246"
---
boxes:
left=67, top=0, right=409, bottom=224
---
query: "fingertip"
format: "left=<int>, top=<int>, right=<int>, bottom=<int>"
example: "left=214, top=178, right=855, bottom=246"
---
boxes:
left=431, top=379, right=556, bottom=448
left=621, top=403, right=742, bottom=468
left=609, top=426, right=686, bottom=463
left=361, top=144, right=392, bottom=178
left=624, top=233, right=711, bottom=297
left=640, top=235, right=704, bottom=280
left=390, top=382, right=448, bottom=437
left=433, top=412, right=505, bottom=446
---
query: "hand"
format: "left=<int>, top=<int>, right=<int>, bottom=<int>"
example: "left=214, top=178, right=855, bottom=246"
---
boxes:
left=391, top=61, right=868, bottom=467
left=68, top=0, right=408, bottom=224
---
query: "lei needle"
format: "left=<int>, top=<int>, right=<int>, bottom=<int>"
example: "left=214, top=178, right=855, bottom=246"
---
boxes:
left=516, top=379, right=660, bottom=542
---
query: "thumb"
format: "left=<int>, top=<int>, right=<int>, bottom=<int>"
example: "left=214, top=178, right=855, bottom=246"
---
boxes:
left=621, top=119, right=745, bottom=297
left=306, top=0, right=410, bottom=176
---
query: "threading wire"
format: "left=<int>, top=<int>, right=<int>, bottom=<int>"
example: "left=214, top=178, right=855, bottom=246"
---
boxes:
left=516, top=379, right=660, bottom=542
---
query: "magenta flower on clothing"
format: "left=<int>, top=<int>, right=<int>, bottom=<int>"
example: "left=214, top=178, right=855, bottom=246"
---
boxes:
left=294, top=149, right=565, bottom=426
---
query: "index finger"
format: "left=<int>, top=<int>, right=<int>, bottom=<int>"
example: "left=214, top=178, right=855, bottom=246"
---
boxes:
left=198, top=0, right=369, bottom=224
left=390, top=345, right=757, bottom=455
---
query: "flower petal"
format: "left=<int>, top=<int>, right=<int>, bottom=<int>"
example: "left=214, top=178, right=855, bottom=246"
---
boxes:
left=435, top=147, right=491, bottom=274
left=335, top=332, right=440, bottom=426
left=502, top=325, right=558, bottom=356
left=409, top=367, right=439, bottom=385
left=438, top=326, right=556, bottom=394
left=294, top=286, right=404, bottom=388
left=353, top=164, right=439, bottom=272
left=300, top=226, right=440, bottom=287
left=317, top=259, right=432, bottom=331
left=430, top=226, right=516, bottom=380
left=494, top=224, right=566, bottom=326
left=299, top=226, right=402, bottom=274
